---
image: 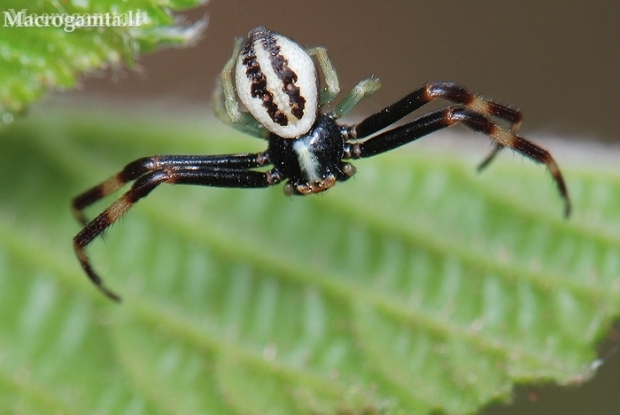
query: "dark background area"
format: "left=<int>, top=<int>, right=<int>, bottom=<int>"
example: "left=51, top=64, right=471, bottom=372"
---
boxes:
left=64, top=1, right=619, bottom=414
left=75, top=0, right=620, bottom=143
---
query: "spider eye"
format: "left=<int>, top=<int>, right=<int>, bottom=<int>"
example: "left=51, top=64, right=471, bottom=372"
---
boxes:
left=235, top=26, right=319, bottom=139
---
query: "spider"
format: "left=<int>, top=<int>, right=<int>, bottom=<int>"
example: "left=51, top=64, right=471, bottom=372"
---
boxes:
left=72, top=26, right=571, bottom=301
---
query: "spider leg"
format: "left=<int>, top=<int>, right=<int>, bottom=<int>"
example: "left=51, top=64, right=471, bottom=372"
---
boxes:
left=477, top=118, right=522, bottom=171
left=74, top=162, right=281, bottom=301
left=476, top=143, right=504, bottom=171
left=306, top=46, right=341, bottom=105
left=347, top=106, right=571, bottom=217
left=351, top=81, right=523, bottom=139
left=72, top=154, right=268, bottom=225
left=333, top=77, right=382, bottom=120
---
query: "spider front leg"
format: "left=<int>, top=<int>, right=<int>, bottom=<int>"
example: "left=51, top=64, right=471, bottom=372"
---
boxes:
left=349, top=81, right=525, bottom=171
left=72, top=153, right=280, bottom=301
left=72, top=154, right=269, bottom=224
left=347, top=106, right=571, bottom=217
left=351, top=81, right=524, bottom=139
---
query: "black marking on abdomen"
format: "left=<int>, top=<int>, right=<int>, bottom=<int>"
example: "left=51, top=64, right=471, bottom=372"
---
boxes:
left=262, top=32, right=306, bottom=120
left=242, top=40, right=288, bottom=126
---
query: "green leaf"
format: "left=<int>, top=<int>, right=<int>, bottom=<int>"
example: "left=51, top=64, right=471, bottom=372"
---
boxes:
left=0, top=0, right=206, bottom=117
left=0, top=108, right=619, bottom=414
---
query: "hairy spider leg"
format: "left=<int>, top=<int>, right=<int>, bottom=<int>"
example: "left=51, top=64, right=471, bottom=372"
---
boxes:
left=477, top=113, right=524, bottom=171
left=72, top=154, right=270, bottom=223
left=349, top=81, right=526, bottom=171
left=72, top=154, right=281, bottom=301
left=346, top=105, right=571, bottom=217
left=351, top=81, right=524, bottom=138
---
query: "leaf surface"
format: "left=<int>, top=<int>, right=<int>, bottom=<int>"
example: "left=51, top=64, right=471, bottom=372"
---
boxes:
left=0, top=110, right=619, bottom=414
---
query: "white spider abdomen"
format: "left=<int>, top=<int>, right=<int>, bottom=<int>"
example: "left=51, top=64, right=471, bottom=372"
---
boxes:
left=235, top=26, right=318, bottom=139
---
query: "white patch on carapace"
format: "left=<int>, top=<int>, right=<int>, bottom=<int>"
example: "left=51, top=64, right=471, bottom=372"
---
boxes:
left=293, top=138, right=321, bottom=183
left=235, top=27, right=318, bottom=139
